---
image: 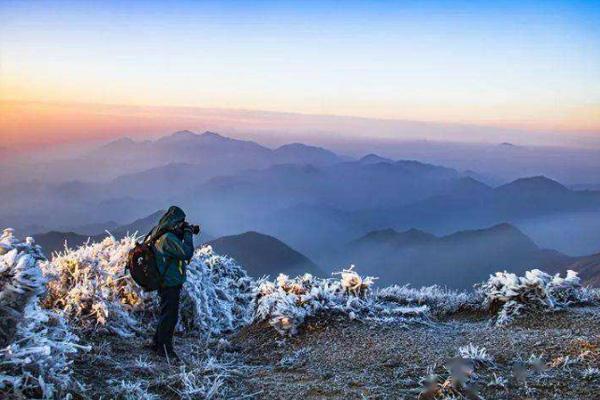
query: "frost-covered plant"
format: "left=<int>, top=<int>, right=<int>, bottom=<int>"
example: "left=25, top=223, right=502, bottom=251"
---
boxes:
left=487, top=373, right=508, bottom=388
left=40, top=235, right=153, bottom=337
left=546, top=270, right=583, bottom=305
left=458, top=344, right=493, bottom=366
left=0, top=229, right=89, bottom=399
left=278, top=348, right=309, bottom=369
left=333, top=265, right=377, bottom=296
left=254, top=272, right=347, bottom=335
left=478, top=269, right=586, bottom=325
left=582, top=367, right=600, bottom=381
left=178, top=246, right=255, bottom=338
left=415, top=360, right=479, bottom=400
left=525, top=353, right=545, bottom=373
left=40, top=238, right=255, bottom=339
left=377, top=284, right=476, bottom=316
left=0, top=228, right=46, bottom=346
left=578, top=287, right=600, bottom=304
left=110, top=379, right=159, bottom=400
left=253, top=268, right=428, bottom=335
left=152, top=355, right=236, bottom=400
left=133, top=355, right=155, bottom=372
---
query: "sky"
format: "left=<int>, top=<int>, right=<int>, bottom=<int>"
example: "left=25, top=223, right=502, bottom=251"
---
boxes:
left=1, top=0, right=599, bottom=148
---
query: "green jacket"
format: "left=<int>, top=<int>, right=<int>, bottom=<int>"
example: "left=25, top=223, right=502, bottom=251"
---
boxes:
left=147, top=206, right=194, bottom=287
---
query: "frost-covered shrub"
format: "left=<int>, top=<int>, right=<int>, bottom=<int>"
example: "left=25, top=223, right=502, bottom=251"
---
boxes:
left=0, top=228, right=46, bottom=346
left=178, top=246, right=255, bottom=337
left=253, top=267, right=426, bottom=335
left=0, top=229, right=88, bottom=399
left=40, top=235, right=153, bottom=337
left=546, top=269, right=584, bottom=305
left=377, top=284, right=477, bottom=316
left=579, top=287, right=600, bottom=304
left=40, top=237, right=255, bottom=339
left=254, top=268, right=377, bottom=335
left=478, top=269, right=587, bottom=325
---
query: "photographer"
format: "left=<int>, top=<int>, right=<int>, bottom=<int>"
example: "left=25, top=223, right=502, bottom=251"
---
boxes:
left=146, top=206, right=199, bottom=360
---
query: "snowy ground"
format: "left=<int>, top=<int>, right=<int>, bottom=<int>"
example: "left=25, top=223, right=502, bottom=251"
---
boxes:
left=231, top=306, right=600, bottom=399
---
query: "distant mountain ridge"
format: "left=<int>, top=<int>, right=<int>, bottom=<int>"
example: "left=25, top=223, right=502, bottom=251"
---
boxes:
left=496, top=176, right=570, bottom=196
left=333, top=223, right=576, bottom=288
left=359, top=154, right=393, bottom=164
left=96, top=130, right=340, bottom=169
left=354, top=175, right=600, bottom=237
left=207, top=231, right=322, bottom=278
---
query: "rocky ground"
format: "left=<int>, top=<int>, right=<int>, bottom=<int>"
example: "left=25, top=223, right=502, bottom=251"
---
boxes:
left=230, top=306, right=600, bottom=400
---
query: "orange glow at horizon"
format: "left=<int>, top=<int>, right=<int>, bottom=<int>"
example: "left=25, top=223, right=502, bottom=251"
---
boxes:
left=1, top=100, right=599, bottom=150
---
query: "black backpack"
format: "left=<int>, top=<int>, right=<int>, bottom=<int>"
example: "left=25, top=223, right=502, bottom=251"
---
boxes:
left=126, top=229, right=167, bottom=291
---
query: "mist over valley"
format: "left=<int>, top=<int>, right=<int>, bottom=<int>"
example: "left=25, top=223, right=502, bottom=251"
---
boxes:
left=3, top=130, right=599, bottom=289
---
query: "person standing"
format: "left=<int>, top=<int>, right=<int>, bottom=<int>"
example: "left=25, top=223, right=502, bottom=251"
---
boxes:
left=146, top=206, right=196, bottom=360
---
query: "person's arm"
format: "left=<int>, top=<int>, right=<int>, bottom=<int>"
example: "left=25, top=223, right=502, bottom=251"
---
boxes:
left=160, top=231, right=194, bottom=261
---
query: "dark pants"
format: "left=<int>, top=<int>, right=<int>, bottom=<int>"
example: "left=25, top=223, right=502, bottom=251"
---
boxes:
left=153, top=285, right=182, bottom=352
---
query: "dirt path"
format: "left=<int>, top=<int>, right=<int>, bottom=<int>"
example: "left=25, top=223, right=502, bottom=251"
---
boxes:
left=231, top=307, right=600, bottom=399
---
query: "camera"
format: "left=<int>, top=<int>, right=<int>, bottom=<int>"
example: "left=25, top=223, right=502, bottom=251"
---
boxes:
left=173, top=221, right=200, bottom=236
left=184, top=222, right=201, bottom=235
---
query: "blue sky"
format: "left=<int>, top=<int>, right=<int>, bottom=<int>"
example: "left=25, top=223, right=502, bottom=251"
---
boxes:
left=1, top=0, right=599, bottom=145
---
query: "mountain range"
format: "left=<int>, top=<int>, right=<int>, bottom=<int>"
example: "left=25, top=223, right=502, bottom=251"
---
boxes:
left=3, top=130, right=600, bottom=268
left=33, top=218, right=598, bottom=288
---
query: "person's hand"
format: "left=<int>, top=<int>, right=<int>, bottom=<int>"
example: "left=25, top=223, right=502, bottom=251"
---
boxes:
left=182, top=222, right=200, bottom=235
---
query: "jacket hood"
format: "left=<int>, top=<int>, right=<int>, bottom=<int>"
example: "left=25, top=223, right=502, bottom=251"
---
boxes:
left=147, top=206, right=186, bottom=241
left=158, top=206, right=186, bottom=228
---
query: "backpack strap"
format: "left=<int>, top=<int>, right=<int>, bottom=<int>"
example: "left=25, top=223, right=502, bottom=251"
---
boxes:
left=143, top=226, right=167, bottom=245
left=144, top=226, right=173, bottom=288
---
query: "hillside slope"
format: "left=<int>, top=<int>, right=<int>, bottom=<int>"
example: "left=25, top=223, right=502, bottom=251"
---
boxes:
left=207, top=231, right=323, bottom=277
